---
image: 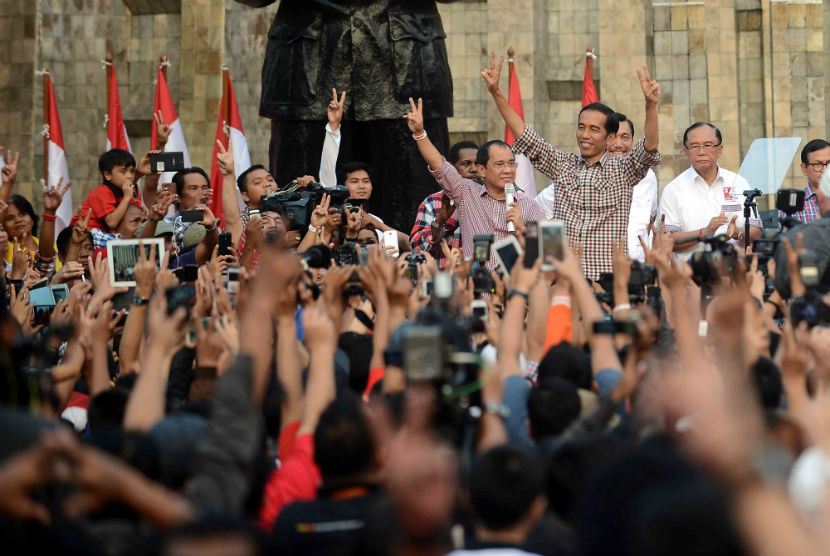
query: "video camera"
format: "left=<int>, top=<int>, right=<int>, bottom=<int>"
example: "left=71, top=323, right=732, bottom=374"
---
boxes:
left=689, top=234, right=738, bottom=288
left=597, top=261, right=657, bottom=304
left=259, top=181, right=351, bottom=232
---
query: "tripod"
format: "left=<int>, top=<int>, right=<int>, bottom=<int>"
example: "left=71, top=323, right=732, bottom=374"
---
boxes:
left=742, top=189, right=762, bottom=254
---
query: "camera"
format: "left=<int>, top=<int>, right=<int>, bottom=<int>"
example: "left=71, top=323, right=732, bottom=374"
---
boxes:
left=471, top=234, right=494, bottom=295
left=299, top=244, right=332, bottom=269
left=776, top=188, right=805, bottom=230
left=789, top=290, right=830, bottom=328
left=337, top=241, right=360, bottom=266
left=689, top=234, right=737, bottom=287
left=628, top=261, right=657, bottom=303
left=405, top=253, right=426, bottom=283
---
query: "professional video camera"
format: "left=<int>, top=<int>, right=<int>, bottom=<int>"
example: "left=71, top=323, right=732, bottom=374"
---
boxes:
left=689, top=234, right=738, bottom=288
left=597, top=261, right=657, bottom=304
left=776, top=188, right=806, bottom=230
left=260, top=181, right=351, bottom=232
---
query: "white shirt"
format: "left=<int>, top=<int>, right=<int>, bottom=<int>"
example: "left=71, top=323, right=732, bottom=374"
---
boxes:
left=627, top=169, right=659, bottom=262
left=658, top=165, right=763, bottom=260
left=319, top=123, right=341, bottom=187
left=534, top=169, right=658, bottom=263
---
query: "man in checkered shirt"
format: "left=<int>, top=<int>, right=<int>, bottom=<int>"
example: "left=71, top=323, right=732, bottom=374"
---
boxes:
left=481, top=55, right=662, bottom=280
left=779, top=139, right=830, bottom=226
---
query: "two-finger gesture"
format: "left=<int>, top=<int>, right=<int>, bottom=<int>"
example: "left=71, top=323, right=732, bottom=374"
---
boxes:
left=216, top=139, right=234, bottom=176
left=1, top=148, right=19, bottom=184
left=43, top=176, right=71, bottom=213
left=327, top=88, right=346, bottom=131
left=154, top=110, right=172, bottom=147
left=481, top=53, right=504, bottom=95
left=636, top=64, right=660, bottom=106
left=403, top=97, right=425, bottom=135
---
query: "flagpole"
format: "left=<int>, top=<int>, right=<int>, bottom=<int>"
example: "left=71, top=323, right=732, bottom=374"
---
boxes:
left=160, top=53, right=168, bottom=80
left=105, top=53, right=113, bottom=111
left=221, top=65, right=230, bottom=146
left=585, top=45, right=594, bottom=83
left=42, top=70, right=50, bottom=186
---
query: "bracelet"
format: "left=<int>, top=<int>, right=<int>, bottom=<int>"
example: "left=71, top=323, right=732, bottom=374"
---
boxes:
left=412, top=130, right=428, bottom=141
left=307, top=224, right=317, bottom=234
left=507, top=288, right=529, bottom=302
left=612, top=303, right=631, bottom=313
left=41, top=213, right=56, bottom=222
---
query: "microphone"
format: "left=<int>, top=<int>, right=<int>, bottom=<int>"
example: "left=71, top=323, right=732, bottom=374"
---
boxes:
left=504, top=183, right=516, bottom=232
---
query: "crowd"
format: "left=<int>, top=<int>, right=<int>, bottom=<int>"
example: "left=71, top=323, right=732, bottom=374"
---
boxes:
left=0, top=52, right=828, bottom=556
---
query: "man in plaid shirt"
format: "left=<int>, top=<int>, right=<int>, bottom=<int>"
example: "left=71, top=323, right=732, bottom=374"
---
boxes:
left=482, top=55, right=662, bottom=280
left=410, top=141, right=478, bottom=258
left=779, top=139, right=829, bottom=226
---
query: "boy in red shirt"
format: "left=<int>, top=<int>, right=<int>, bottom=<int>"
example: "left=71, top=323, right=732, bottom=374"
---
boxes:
left=73, top=149, right=143, bottom=232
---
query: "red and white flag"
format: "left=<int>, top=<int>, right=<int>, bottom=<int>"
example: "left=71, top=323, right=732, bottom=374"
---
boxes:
left=106, top=62, right=132, bottom=152
left=209, top=68, right=251, bottom=225
left=44, top=73, right=73, bottom=233
left=505, top=55, right=537, bottom=198
left=582, top=47, right=599, bottom=107
left=152, top=65, right=191, bottom=183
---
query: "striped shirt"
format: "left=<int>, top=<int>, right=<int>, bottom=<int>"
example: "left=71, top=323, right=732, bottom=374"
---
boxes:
left=779, top=184, right=820, bottom=224
left=429, top=160, right=546, bottom=269
left=513, top=126, right=661, bottom=279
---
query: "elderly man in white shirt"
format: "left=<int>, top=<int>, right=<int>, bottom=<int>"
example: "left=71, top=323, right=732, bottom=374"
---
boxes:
left=658, top=122, right=763, bottom=260
left=533, top=113, right=658, bottom=262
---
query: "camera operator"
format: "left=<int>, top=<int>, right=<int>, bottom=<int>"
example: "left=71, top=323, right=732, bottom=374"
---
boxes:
left=772, top=169, right=830, bottom=299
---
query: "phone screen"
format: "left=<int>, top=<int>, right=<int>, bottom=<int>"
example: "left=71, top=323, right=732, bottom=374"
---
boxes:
left=540, top=222, right=564, bottom=270
left=496, top=243, right=520, bottom=273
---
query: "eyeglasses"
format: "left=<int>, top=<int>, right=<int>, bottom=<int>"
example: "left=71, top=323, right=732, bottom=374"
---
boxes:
left=487, top=161, right=518, bottom=169
left=805, top=161, right=830, bottom=171
left=684, top=143, right=722, bottom=152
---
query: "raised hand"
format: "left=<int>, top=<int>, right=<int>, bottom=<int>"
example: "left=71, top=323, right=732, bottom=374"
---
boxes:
left=636, top=64, right=660, bottom=105
left=505, top=202, right=525, bottom=236
left=403, top=97, right=425, bottom=135
left=43, top=176, right=71, bottom=213
left=195, top=204, right=217, bottom=230
left=137, top=149, right=162, bottom=176
left=215, top=139, right=234, bottom=176
left=1, top=148, right=19, bottom=185
left=310, top=193, right=331, bottom=230
left=154, top=110, right=172, bottom=147
left=133, top=241, right=158, bottom=299
left=481, top=53, right=505, bottom=96
left=326, top=88, right=346, bottom=131
left=612, top=239, right=631, bottom=286
left=72, top=209, right=92, bottom=245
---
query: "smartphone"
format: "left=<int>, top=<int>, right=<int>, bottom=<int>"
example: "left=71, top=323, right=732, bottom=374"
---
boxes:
left=433, top=272, right=454, bottom=301
left=382, top=230, right=399, bottom=258
left=165, top=285, right=196, bottom=316
left=226, top=266, right=241, bottom=294
left=523, top=221, right=539, bottom=269
left=107, top=238, right=165, bottom=287
left=150, top=151, right=186, bottom=174
left=9, top=279, right=23, bottom=294
left=471, top=299, right=489, bottom=322
left=539, top=220, right=565, bottom=271
left=217, top=232, right=233, bottom=257
left=420, top=279, right=433, bottom=299
left=180, top=209, right=204, bottom=223
left=492, top=236, right=523, bottom=274
left=50, top=284, right=70, bottom=302
left=403, top=325, right=444, bottom=382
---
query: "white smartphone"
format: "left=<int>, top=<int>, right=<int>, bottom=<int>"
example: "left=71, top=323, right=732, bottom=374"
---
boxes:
left=492, top=236, right=523, bottom=274
left=107, top=238, right=166, bottom=287
left=382, top=230, right=399, bottom=258
left=470, top=299, right=489, bottom=321
left=538, top=220, right=565, bottom=271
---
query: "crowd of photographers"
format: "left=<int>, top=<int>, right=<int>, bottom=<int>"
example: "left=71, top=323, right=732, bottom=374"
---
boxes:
left=0, top=75, right=829, bottom=555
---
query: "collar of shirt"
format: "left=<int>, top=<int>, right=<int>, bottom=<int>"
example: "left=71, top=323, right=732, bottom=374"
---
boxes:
left=579, top=150, right=610, bottom=168
left=689, top=165, right=726, bottom=188
left=805, top=183, right=817, bottom=199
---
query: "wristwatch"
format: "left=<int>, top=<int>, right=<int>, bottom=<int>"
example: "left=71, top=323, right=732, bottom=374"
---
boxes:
left=132, top=294, right=150, bottom=306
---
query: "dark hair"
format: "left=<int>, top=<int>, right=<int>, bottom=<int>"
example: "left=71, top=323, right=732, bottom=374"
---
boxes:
left=682, top=122, right=722, bottom=147
left=448, top=140, right=479, bottom=164
left=236, top=164, right=267, bottom=194
left=750, top=356, right=783, bottom=410
left=338, top=332, right=374, bottom=394
left=9, top=194, right=39, bottom=237
left=537, top=342, right=593, bottom=390
left=158, top=518, right=265, bottom=556
left=579, top=102, right=619, bottom=135
left=469, top=445, right=545, bottom=531
left=614, top=113, right=635, bottom=137
left=56, top=225, right=73, bottom=257
left=172, top=167, right=210, bottom=197
left=314, top=394, right=374, bottom=481
left=528, top=377, right=582, bottom=438
left=98, top=148, right=136, bottom=176
left=800, top=138, right=830, bottom=164
left=476, top=140, right=512, bottom=167
left=86, top=388, right=130, bottom=435
left=336, top=161, right=373, bottom=186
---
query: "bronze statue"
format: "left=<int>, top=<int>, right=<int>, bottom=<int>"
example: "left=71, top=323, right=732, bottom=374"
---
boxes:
left=235, top=0, right=458, bottom=231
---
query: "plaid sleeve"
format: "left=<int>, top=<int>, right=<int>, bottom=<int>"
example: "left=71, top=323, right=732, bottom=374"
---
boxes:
left=512, top=125, right=565, bottom=181
left=622, top=138, right=661, bottom=185
left=89, top=228, right=117, bottom=250
left=429, top=160, right=469, bottom=204
left=409, top=196, right=437, bottom=253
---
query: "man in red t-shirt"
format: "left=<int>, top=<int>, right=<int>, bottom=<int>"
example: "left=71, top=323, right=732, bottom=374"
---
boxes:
left=73, top=149, right=143, bottom=232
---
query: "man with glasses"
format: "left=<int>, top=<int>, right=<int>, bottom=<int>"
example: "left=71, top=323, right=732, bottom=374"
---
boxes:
left=781, top=139, right=830, bottom=224
left=405, top=98, right=545, bottom=269
left=658, top=122, right=763, bottom=260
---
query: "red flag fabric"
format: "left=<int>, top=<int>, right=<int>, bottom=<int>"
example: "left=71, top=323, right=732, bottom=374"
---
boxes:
left=209, top=70, right=251, bottom=227
left=106, top=64, right=132, bottom=151
left=505, top=62, right=525, bottom=146
left=582, top=51, right=599, bottom=107
left=45, top=74, right=73, bottom=232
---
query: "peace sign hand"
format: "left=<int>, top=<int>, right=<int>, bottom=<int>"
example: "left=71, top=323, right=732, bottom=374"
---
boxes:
left=216, top=139, right=234, bottom=176
left=43, top=176, right=71, bottom=213
left=1, top=148, right=19, bottom=185
left=154, top=110, right=172, bottom=147
left=481, top=53, right=505, bottom=96
left=327, top=88, right=346, bottom=131
left=636, top=64, right=660, bottom=106
left=403, top=97, right=425, bottom=135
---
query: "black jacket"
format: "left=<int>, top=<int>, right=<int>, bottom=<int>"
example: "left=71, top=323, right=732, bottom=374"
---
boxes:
left=235, top=0, right=456, bottom=121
